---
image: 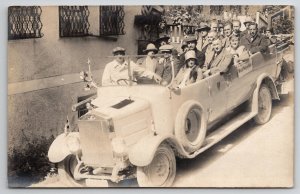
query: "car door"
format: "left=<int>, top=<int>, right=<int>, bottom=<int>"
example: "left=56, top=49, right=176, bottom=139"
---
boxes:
left=205, top=73, right=228, bottom=123
left=226, top=60, right=255, bottom=111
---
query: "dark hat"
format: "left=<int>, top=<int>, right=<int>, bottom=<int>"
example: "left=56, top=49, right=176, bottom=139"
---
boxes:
left=143, top=43, right=158, bottom=52
left=159, top=44, right=174, bottom=52
left=195, top=22, right=211, bottom=32
left=184, top=36, right=197, bottom=43
left=156, top=34, right=170, bottom=43
left=112, top=47, right=126, bottom=54
left=181, top=40, right=188, bottom=49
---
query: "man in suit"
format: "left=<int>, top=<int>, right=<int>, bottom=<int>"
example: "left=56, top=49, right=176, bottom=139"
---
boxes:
left=195, top=22, right=211, bottom=52
left=222, top=21, right=233, bottom=48
left=203, top=31, right=218, bottom=70
left=204, top=38, right=233, bottom=76
left=240, top=17, right=254, bottom=37
left=240, top=22, right=269, bottom=54
left=232, top=20, right=242, bottom=37
left=156, top=44, right=179, bottom=85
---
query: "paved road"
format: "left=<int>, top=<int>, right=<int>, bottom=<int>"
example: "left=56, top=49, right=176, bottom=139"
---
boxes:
left=32, top=78, right=294, bottom=188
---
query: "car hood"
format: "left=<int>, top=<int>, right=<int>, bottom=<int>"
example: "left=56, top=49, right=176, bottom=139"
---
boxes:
left=91, top=85, right=169, bottom=120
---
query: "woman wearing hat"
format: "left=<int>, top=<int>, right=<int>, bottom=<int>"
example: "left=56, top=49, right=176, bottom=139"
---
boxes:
left=137, top=43, right=158, bottom=73
left=173, top=50, right=203, bottom=88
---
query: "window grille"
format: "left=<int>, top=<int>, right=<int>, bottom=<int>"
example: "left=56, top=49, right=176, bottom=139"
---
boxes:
left=59, top=6, right=90, bottom=37
left=210, top=6, right=224, bottom=15
left=8, top=6, right=43, bottom=40
left=230, top=6, right=242, bottom=15
left=99, top=6, right=125, bottom=36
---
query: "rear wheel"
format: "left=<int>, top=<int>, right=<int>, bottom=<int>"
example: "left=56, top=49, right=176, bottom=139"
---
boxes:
left=57, top=155, right=85, bottom=187
left=254, top=84, right=272, bottom=124
left=136, top=144, right=176, bottom=187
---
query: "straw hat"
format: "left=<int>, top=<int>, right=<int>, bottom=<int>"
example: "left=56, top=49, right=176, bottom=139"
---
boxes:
left=143, top=43, right=158, bottom=52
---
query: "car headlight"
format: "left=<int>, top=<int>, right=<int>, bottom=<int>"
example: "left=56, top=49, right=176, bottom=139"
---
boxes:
left=66, top=135, right=80, bottom=154
left=111, top=137, right=126, bottom=155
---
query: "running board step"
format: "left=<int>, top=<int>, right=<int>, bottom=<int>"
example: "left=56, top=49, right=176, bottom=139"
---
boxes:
left=192, top=112, right=257, bottom=157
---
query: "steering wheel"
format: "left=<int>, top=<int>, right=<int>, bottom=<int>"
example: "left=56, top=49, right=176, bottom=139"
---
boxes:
left=116, top=78, right=130, bottom=85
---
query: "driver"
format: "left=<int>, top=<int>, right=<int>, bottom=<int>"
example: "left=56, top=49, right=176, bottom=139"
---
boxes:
left=102, top=47, right=161, bottom=86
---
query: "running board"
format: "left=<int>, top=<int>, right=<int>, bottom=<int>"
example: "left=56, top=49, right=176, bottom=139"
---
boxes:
left=191, top=111, right=257, bottom=157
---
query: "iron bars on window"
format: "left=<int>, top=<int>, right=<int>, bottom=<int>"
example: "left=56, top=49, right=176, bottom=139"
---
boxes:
left=59, top=6, right=90, bottom=37
left=99, top=6, right=125, bottom=36
left=8, top=6, right=43, bottom=40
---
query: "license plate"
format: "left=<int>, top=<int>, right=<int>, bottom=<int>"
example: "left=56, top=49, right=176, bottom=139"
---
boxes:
left=85, top=179, right=109, bottom=187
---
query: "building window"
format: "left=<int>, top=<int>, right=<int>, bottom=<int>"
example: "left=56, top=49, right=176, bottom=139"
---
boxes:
left=230, top=6, right=242, bottom=15
left=99, top=6, right=125, bottom=36
left=8, top=6, right=43, bottom=40
left=210, top=6, right=224, bottom=15
left=59, top=6, right=90, bottom=37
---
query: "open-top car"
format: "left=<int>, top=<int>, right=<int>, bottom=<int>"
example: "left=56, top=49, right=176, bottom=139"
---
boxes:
left=48, top=44, right=286, bottom=187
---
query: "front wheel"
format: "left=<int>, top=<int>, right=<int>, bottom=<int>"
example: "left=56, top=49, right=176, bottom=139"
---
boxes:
left=254, top=84, right=272, bottom=124
left=57, top=155, right=85, bottom=187
left=136, top=144, right=176, bottom=187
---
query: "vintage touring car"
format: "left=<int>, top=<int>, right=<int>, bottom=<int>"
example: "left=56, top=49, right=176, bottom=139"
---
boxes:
left=48, top=44, right=286, bottom=187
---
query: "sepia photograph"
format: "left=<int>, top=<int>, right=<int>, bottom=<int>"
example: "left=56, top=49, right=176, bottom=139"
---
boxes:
left=7, top=4, right=295, bottom=188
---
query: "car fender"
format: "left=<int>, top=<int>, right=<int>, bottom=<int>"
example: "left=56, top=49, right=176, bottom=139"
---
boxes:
left=48, top=132, right=79, bottom=163
left=251, top=73, right=279, bottom=113
left=128, top=134, right=182, bottom=167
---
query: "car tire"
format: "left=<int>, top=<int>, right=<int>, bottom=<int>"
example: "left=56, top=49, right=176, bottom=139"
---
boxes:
left=136, top=143, right=176, bottom=187
left=175, top=100, right=207, bottom=153
left=254, top=84, right=272, bottom=125
left=57, top=155, right=84, bottom=187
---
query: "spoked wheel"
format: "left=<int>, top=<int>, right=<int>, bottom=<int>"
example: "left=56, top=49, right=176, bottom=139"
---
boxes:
left=136, top=144, right=176, bottom=187
left=254, top=84, right=272, bottom=125
left=57, top=155, right=85, bottom=187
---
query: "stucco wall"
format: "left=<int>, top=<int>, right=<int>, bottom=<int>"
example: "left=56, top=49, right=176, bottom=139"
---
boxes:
left=8, top=6, right=141, bottom=155
left=8, top=6, right=141, bottom=83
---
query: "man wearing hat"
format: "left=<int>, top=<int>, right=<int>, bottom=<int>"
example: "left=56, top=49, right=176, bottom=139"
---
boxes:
left=137, top=43, right=158, bottom=73
left=265, top=27, right=277, bottom=45
left=155, top=34, right=171, bottom=47
left=179, top=35, right=206, bottom=70
left=241, top=16, right=254, bottom=37
left=173, top=50, right=203, bottom=88
left=240, top=22, right=269, bottom=54
left=195, top=22, right=211, bottom=52
left=102, top=47, right=161, bottom=86
left=156, top=44, right=179, bottom=85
